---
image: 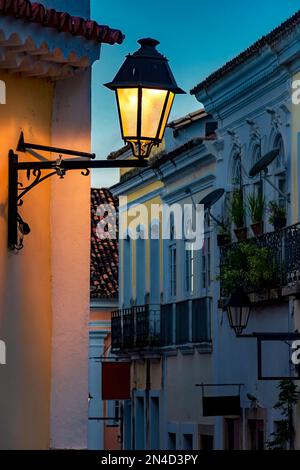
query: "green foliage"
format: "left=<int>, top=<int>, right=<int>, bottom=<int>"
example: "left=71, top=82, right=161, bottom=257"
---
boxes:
left=267, top=380, right=299, bottom=450
left=248, top=193, right=265, bottom=224
left=220, top=241, right=276, bottom=293
left=230, top=190, right=245, bottom=228
left=268, top=201, right=286, bottom=225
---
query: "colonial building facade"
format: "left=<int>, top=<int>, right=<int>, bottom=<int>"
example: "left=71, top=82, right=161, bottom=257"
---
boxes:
left=191, top=10, right=300, bottom=450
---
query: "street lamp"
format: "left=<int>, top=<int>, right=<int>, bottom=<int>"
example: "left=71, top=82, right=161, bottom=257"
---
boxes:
left=225, top=289, right=252, bottom=336
left=105, top=38, right=185, bottom=159
left=8, top=38, right=184, bottom=250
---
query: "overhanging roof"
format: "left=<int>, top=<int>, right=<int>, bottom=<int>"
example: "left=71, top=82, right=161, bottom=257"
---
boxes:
left=0, top=0, right=124, bottom=45
left=0, top=0, right=124, bottom=79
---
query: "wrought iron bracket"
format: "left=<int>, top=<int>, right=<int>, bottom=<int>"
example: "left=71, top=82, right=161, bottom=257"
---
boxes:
left=8, top=133, right=148, bottom=250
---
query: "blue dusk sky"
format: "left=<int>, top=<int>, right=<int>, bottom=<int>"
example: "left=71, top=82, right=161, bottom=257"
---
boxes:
left=91, top=0, right=299, bottom=187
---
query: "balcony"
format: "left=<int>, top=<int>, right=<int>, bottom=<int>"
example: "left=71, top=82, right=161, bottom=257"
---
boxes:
left=219, top=223, right=300, bottom=302
left=111, top=304, right=161, bottom=352
left=111, top=298, right=212, bottom=353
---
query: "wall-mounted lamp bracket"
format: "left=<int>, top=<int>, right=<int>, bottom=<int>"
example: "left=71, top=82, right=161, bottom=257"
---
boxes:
left=8, top=133, right=148, bottom=250
left=235, top=331, right=300, bottom=380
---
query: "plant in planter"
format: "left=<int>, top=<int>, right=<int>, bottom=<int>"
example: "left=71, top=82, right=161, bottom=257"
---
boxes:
left=217, top=218, right=231, bottom=247
left=220, top=241, right=277, bottom=294
left=248, top=193, right=265, bottom=236
left=266, top=380, right=299, bottom=450
left=268, top=201, right=286, bottom=230
left=230, top=189, right=247, bottom=240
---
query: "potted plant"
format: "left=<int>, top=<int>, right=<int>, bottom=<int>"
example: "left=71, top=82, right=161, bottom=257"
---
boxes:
left=230, top=189, right=247, bottom=241
left=217, top=218, right=231, bottom=247
left=248, top=192, right=265, bottom=236
left=268, top=201, right=286, bottom=230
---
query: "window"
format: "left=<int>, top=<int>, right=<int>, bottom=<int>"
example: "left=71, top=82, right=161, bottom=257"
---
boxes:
left=136, top=226, right=146, bottom=305
left=150, top=397, right=160, bottom=450
left=231, top=153, right=242, bottom=187
left=182, top=433, right=193, bottom=450
left=200, top=435, right=214, bottom=450
left=106, top=400, right=120, bottom=426
left=252, top=144, right=261, bottom=165
left=169, top=221, right=177, bottom=298
left=161, top=303, right=173, bottom=346
left=273, top=135, right=286, bottom=209
left=123, top=236, right=132, bottom=306
left=274, top=134, right=285, bottom=169
left=168, top=432, right=176, bottom=450
left=205, top=121, right=218, bottom=137
left=175, top=300, right=189, bottom=344
left=192, top=297, right=211, bottom=342
left=201, top=236, right=211, bottom=291
left=135, top=397, right=145, bottom=450
left=185, top=244, right=194, bottom=295
left=225, top=418, right=241, bottom=450
left=150, top=222, right=160, bottom=304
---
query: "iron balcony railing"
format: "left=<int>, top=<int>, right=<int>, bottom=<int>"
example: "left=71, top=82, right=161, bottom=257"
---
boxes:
left=219, top=223, right=300, bottom=298
left=111, top=304, right=161, bottom=351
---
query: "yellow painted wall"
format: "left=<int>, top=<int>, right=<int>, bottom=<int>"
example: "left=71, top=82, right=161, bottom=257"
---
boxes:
left=0, top=72, right=54, bottom=448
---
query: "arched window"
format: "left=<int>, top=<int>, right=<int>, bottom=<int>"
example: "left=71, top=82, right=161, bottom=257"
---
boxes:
left=274, top=134, right=285, bottom=169
left=252, top=144, right=261, bottom=165
left=231, top=153, right=242, bottom=187
left=252, top=144, right=263, bottom=198
left=273, top=134, right=286, bottom=209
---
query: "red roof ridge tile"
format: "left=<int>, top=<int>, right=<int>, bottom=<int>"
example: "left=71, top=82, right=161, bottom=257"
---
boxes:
left=0, top=0, right=124, bottom=45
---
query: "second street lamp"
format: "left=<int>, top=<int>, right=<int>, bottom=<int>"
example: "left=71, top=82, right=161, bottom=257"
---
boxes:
left=225, top=289, right=252, bottom=336
left=105, top=38, right=185, bottom=159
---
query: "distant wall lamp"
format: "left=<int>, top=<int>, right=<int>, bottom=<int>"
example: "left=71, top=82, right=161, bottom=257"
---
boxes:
left=8, top=38, right=184, bottom=250
left=225, top=289, right=252, bottom=336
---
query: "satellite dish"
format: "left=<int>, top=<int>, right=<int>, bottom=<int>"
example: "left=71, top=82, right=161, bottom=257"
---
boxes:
left=249, top=149, right=279, bottom=178
left=199, top=188, right=225, bottom=209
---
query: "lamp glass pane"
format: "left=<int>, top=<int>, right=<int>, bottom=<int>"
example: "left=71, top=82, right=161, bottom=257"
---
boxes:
left=159, top=92, right=174, bottom=140
left=117, top=88, right=138, bottom=138
left=141, top=88, right=168, bottom=139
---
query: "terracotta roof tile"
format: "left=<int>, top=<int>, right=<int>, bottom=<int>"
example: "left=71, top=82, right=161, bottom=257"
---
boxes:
left=91, top=188, right=119, bottom=299
left=191, top=10, right=300, bottom=95
left=0, top=0, right=124, bottom=45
